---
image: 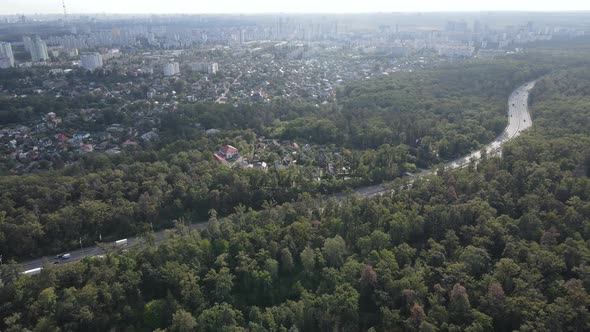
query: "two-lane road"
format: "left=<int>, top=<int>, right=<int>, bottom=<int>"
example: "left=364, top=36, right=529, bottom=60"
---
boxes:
left=20, top=81, right=535, bottom=274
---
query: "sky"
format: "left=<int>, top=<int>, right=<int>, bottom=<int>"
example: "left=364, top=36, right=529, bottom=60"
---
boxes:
left=2, top=0, right=590, bottom=15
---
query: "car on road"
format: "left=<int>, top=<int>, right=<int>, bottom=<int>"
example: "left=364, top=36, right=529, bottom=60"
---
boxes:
left=23, top=267, right=43, bottom=275
left=57, top=253, right=71, bottom=260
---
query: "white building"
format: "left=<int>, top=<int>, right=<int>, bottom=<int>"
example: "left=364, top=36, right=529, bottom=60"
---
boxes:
left=163, top=62, right=180, bottom=76
left=30, top=36, right=49, bottom=62
left=80, top=52, right=103, bottom=71
left=190, top=62, right=218, bottom=75
left=208, top=62, right=218, bottom=75
left=22, top=36, right=32, bottom=51
left=0, top=42, right=15, bottom=68
left=102, top=49, right=121, bottom=61
left=66, top=48, right=79, bottom=57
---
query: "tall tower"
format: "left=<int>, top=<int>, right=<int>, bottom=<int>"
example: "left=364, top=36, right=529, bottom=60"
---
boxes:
left=62, top=0, right=67, bottom=22
left=30, top=36, right=49, bottom=62
left=0, top=42, right=15, bottom=68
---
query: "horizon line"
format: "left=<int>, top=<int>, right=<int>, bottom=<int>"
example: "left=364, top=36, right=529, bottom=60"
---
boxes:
left=3, top=10, right=590, bottom=16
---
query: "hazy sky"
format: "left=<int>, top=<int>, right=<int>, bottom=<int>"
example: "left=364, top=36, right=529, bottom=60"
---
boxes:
left=2, top=0, right=590, bottom=15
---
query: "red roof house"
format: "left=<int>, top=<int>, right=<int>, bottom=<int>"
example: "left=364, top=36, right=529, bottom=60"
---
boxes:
left=219, top=145, right=239, bottom=159
left=213, top=152, right=228, bottom=164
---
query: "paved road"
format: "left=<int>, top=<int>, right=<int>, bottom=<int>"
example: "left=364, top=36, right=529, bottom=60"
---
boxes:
left=20, top=81, right=535, bottom=274
left=215, top=72, right=243, bottom=103
left=348, top=81, right=535, bottom=199
left=440, top=81, right=535, bottom=170
left=22, top=223, right=208, bottom=273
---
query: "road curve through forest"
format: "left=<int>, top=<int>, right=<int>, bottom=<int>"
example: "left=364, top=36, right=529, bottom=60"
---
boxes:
left=348, top=80, right=536, bottom=198
left=20, top=81, right=535, bottom=274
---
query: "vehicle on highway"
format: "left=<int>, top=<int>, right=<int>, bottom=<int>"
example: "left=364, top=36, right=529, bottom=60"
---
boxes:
left=57, top=253, right=71, bottom=260
left=116, top=239, right=128, bottom=246
left=23, top=267, right=43, bottom=275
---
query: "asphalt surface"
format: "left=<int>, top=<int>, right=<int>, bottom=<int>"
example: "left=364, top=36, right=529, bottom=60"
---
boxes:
left=20, top=81, right=535, bottom=274
left=440, top=81, right=535, bottom=170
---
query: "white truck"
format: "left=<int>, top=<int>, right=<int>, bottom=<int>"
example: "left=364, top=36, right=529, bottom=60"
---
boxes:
left=23, top=267, right=43, bottom=275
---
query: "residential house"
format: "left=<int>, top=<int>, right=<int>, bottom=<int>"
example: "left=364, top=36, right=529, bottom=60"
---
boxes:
left=80, top=144, right=94, bottom=153
left=219, top=145, right=239, bottom=159
left=140, top=131, right=159, bottom=142
left=122, top=140, right=139, bottom=148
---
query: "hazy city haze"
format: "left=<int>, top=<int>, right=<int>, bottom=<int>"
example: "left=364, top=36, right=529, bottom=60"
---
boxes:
left=2, top=0, right=590, bottom=15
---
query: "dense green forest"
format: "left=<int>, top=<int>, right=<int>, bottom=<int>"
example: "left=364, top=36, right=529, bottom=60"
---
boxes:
left=0, top=56, right=552, bottom=260
left=1, top=57, right=590, bottom=331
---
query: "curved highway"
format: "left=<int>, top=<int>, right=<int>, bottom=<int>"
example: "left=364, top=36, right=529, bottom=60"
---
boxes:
left=441, top=81, right=534, bottom=170
left=353, top=80, right=535, bottom=197
left=20, top=81, right=535, bottom=274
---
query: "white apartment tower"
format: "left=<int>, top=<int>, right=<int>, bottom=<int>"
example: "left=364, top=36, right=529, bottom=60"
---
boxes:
left=80, top=52, right=103, bottom=71
left=0, top=42, right=15, bottom=68
left=190, top=62, right=218, bottom=75
left=30, top=36, right=49, bottom=62
left=208, top=62, right=218, bottom=75
left=22, top=36, right=32, bottom=51
left=163, top=62, right=180, bottom=76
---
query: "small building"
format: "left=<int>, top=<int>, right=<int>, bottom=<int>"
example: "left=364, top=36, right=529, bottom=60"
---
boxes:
left=219, top=145, right=239, bottom=159
left=205, top=128, right=220, bottom=136
left=253, top=161, right=268, bottom=171
left=80, top=144, right=94, bottom=153
left=141, top=131, right=159, bottom=142
left=122, top=140, right=139, bottom=148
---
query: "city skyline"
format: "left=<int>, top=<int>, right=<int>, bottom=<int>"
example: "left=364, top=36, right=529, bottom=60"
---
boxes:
left=2, top=0, right=590, bottom=15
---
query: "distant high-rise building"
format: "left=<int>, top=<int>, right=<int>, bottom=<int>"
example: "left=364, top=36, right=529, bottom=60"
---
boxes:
left=473, top=20, right=481, bottom=33
left=190, top=62, right=218, bottom=75
left=527, top=21, right=535, bottom=33
left=239, top=29, right=246, bottom=44
left=80, top=52, right=103, bottom=71
left=446, top=20, right=468, bottom=33
left=208, top=62, right=218, bottom=75
left=0, top=42, right=15, bottom=68
left=163, top=62, right=180, bottom=76
left=22, top=36, right=32, bottom=51
left=29, top=36, right=49, bottom=62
